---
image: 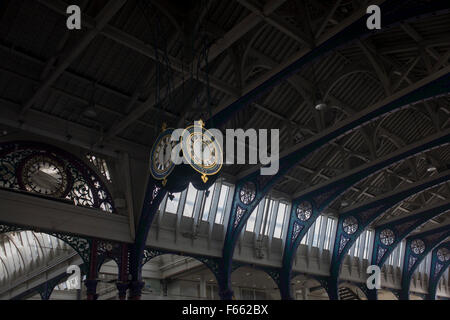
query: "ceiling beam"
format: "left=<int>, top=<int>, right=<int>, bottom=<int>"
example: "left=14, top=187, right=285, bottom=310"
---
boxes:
left=21, top=0, right=127, bottom=116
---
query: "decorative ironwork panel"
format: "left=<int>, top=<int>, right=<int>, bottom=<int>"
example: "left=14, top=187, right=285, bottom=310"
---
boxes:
left=437, top=247, right=449, bottom=262
left=411, top=239, right=426, bottom=255
left=142, top=248, right=166, bottom=266
left=408, top=256, right=418, bottom=272
left=380, top=229, right=395, bottom=246
left=291, top=222, right=304, bottom=243
left=296, top=201, right=312, bottom=221
left=343, top=217, right=358, bottom=235
left=338, top=235, right=351, bottom=254
left=0, top=142, right=115, bottom=213
left=239, top=182, right=256, bottom=205
left=376, top=247, right=388, bottom=264
left=234, top=206, right=246, bottom=228
left=50, top=232, right=91, bottom=267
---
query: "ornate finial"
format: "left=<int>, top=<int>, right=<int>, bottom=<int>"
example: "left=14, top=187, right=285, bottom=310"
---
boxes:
left=161, top=122, right=167, bottom=131
left=162, top=178, right=167, bottom=187
left=197, top=119, right=205, bottom=128
left=201, top=174, right=208, bottom=183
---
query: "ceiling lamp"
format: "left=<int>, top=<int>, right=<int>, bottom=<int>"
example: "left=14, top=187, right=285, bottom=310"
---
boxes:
left=315, top=102, right=328, bottom=111
left=425, top=157, right=437, bottom=172
left=341, top=200, right=349, bottom=207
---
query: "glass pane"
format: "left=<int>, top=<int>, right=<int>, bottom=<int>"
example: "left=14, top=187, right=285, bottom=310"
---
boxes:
left=263, top=200, right=275, bottom=236
left=273, top=203, right=287, bottom=238
left=215, top=185, right=230, bottom=224
left=202, top=184, right=215, bottom=221
left=183, top=184, right=198, bottom=217
left=312, top=216, right=322, bottom=247
left=166, top=192, right=181, bottom=214
left=246, top=205, right=259, bottom=232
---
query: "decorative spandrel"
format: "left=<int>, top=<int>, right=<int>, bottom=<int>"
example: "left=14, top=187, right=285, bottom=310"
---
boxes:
left=376, top=247, right=388, bottom=264
left=0, top=224, right=21, bottom=234
left=411, top=239, right=426, bottom=255
left=296, top=201, right=312, bottom=221
left=195, top=256, right=221, bottom=279
left=380, top=229, right=395, bottom=246
left=50, top=233, right=91, bottom=267
left=142, top=248, right=166, bottom=266
left=343, top=217, right=358, bottom=235
left=239, top=182, right=256, bottom=205
left=97, top=241, right=122, bottom=267
left=408, top=256, right=418, bottom=272
left=338, top=235, right=351, bottom=255
left=291, top=222, right=304, bottom=243
left=437, top=247, right=449, bottom=262
left=234, top=206, right=246, bottom=228
left=433, top=263, right=444, bottom=278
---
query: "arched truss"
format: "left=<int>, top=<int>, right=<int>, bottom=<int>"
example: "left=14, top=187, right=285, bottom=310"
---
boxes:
left=279, top=131, right=450, bottom=299
left=367, top=201, right=450, bottom=299
left=229, top=265, right=281, bottom=300
left=132, top=0, right=450, bottom=299
left=290, top=272, right=330, bottom=300
left=96, top=241, right=128, bottom=282
left=0, top=141, right=115, bottom=213
left=218, top=70, right=450, bottom=298
left=327, top=171, right=450, bottom=300
left=0, top=224, right=131, bottom=300
left=427, top=241, right=450, bottom=300
left=399, top=225, right=450, bottom=300
left=0, top=225, right=91, bottom=293
left=141, top=248, right=238, bottom=286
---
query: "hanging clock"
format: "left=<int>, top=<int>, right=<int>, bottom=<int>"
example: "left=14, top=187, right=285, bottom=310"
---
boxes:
left=150, top=127, right=177, bottom=185
left=17, top=153, right=71, bottom=197
left=181, top=120, right=222, bottom=183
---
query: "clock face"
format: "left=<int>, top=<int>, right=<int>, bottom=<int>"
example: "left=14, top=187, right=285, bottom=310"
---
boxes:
left=18, top=154, right=70, bottom=197
left=150, top=129, right=176, bottom=180
left=181, top=125, right=222, bottom=177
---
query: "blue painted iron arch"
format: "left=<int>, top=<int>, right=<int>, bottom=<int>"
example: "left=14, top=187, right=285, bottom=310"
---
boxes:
left=219, top=71, right=450, bottom=299
left=367, top=201, right=450, bottom=299
left=327, top=171, right=450, bottom=300
left=427, top=241, right=450, bottom=300
left=133, top=1, right=450, bottom=298
left=399, top=225, right=450, bottom=300
left=279, top=132, right=450, bottom=299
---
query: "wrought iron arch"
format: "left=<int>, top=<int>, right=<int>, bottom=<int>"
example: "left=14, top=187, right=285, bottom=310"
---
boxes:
left=427, top=241, right=450, bottom=300
left=399, top=225, right=450, bottom=300
left=141, top=248, right=224, bottom=286
left=280, top=133, right=450, bottom=299
left=367, top=201, right=450, bottom=299
left=0, top=223, right=92, bottom=275
left=0, top=141, right=116, bottom=213
left=328, top=171, right=450, bottom=300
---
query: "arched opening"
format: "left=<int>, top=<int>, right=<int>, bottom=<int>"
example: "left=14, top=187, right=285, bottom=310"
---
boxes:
left=142, top=253, right=219, bottom=300
left=231, top=266, right=280, bottom=300
left=0, top=230, right=85, bottom=300
left=291, top=274, right=329, bottom=300
left=96, top=260, right=120, bottom=300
